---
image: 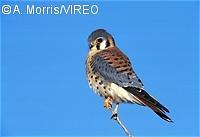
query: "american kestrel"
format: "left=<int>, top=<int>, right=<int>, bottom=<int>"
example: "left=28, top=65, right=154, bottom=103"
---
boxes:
left=86, top=29, right=172, bottom=124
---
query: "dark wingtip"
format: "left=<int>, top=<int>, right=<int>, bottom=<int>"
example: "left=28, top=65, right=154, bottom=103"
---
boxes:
left=154, top=111, right=173, bottom=123
left=163, top=106, right=170, bottom=113
left=165, top=117, right=173, bottom=123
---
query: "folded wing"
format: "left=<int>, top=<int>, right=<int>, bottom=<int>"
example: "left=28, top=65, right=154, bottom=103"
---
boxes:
left=90, top=47, right=172, bottom=122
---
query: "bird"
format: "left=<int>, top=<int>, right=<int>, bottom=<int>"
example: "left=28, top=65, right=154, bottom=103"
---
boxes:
left=85, top=29, right=172, bottom=124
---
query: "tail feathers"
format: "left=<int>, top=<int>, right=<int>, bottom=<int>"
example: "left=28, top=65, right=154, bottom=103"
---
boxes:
left=124, top=87, right=173, bottom=122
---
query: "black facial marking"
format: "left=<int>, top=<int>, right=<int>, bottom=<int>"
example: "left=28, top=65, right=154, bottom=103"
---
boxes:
left=105, top=41, right=110, bottom=48
left=96, top=45, right=100, bottom=50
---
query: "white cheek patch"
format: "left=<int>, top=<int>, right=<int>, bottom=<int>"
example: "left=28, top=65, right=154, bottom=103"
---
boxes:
left=99, top=40, right=107, bottom=50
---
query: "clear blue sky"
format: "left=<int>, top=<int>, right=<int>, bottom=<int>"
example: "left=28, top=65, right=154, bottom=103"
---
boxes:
left=1, top=1, right=199, bottom=136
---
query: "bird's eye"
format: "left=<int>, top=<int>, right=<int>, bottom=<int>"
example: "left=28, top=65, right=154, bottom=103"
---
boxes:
left=97, top=38, right=103, bottom=43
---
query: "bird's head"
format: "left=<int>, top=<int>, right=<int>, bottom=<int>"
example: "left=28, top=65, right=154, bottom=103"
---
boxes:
left=88, top=29, right=115, bottom=52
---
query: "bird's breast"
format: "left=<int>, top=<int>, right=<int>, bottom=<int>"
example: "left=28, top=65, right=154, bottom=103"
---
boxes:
left=86, top=55, right=110, bottom=97
left=86, top=53, right=136, bottom=104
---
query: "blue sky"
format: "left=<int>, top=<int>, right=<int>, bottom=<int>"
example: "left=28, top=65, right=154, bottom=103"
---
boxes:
left=1, top=1, right=199, bottom=136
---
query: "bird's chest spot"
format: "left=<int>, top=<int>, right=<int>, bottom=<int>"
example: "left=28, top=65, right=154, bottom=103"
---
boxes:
left=87, top=73, right=110, bottom=97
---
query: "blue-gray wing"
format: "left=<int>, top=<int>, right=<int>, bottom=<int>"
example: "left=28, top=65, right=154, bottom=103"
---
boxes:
left=90, top=48, right=143, bottom=88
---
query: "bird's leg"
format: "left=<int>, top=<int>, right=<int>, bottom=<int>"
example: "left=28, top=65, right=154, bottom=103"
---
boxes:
left=111, top=103, right=119, bottom=120
left=110, top=103, right=133, bottom=137
left=104, top=98, right=133, bottom=136
left=104, top=96, right=113, bottom=109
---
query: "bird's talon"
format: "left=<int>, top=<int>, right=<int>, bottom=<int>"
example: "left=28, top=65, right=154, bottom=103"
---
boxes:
left=104, top=97, right=113, bottom=109
left=104, top=104, right=112, bottom=109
